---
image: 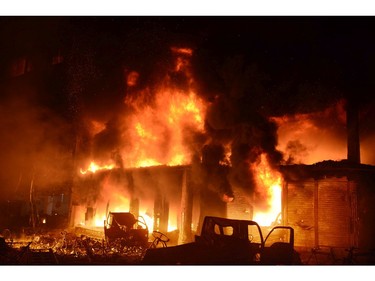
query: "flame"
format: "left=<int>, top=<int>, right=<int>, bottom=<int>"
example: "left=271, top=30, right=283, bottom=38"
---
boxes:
left=271, top=100, right=347, bottom=164
left=120, top=47, right=206, bottom=168
left=79, top=47, right=205, bottom=171
left=123, top=89, right=206, bottom=168
left=140, top=210, right=178, bottom=233
left=171, top=47, right=193, bottom=56
left=94, top=214, right=107, bottom=227
left=80, top=161, right=115, bottom=175
left=90, top=203, right=178, bottom=234
left=252, top=154, right=282, bottom=226
left=76, top=47, right=206, bottom=235
left=141, top=212, right=154, bottom=232
left=220, top=142, right=232, bottom=166
left=78, top=171, right=179, bottom=234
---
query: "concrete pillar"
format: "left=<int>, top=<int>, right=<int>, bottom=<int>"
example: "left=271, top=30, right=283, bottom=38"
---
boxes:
left=178, top=167, right=193, bottom=244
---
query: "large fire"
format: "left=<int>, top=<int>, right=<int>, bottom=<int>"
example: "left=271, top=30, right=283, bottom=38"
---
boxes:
left=272, top=100, right=348, bottom=165
left=124, top=88, right=206, bottom=168
left=76, top=47, right=205, bottom=232
left=76, top=46, right=283, bottom=235
left=252, top=154, right=282, bottom=226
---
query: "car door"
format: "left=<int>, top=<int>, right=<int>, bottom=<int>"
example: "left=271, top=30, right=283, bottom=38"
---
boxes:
left=261, top=226, right=295, bottom=265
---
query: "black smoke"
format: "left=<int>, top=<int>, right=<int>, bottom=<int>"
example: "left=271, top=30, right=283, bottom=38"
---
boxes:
left=189, top=16, right=375, bottom=195
left=2, top=16, right=375, bottom=204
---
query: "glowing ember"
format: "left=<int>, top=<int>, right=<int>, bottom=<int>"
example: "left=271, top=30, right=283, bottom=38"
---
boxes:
left=252, top=154, right=282, bottom=226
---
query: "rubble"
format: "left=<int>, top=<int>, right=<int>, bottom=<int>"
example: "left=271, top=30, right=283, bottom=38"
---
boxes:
left=0, top=228, right=149, bottom=265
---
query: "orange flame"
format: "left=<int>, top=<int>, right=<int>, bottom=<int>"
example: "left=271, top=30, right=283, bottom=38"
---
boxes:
left=271, top=100, right=347, bottom=164
left=90, top=191, right=177, bottom=234
left=80, top=161, right=115, bottom=175
left=77, top=47, right=206, bottom=233
left=120, top=48, right=206, bottom=168
left=122, top=89, right=206, bottom=168
left=252, top=154, right=282, bottom=226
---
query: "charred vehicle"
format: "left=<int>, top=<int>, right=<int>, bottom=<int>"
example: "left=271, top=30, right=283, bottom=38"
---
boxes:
left=104, top=212, right=149, bottom=248
left=142, top=216, right=300, bottom=265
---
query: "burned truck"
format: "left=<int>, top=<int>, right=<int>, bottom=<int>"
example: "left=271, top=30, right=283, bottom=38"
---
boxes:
left=142, top=216, right=300, bottom=265
left=104, top=212, right=149, bottom=248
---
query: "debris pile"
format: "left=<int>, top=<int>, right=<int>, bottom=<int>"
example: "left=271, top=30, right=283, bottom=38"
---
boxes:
left=0, top=228, right=150, bottom=265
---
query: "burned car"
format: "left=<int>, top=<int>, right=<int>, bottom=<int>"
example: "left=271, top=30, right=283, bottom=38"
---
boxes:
left=142, top=216, right=300, bottom=265
left=104, top=212, right=149, bottom=248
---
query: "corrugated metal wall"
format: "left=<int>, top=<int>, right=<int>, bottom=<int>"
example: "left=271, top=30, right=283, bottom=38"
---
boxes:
left=284, top=177, right=357, bottom=249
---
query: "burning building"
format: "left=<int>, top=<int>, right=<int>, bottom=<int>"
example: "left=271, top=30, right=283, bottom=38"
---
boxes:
left=277, top=100, right=375, bottom=254
left=68, top=44, right=238, bottom=244
left=1, top=17, right=375, bottom=263
left=66, top=39, right=287, bottom=246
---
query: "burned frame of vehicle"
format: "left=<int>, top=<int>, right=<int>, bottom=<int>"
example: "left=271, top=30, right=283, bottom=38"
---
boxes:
left=104, top=212, right=149, bottom=248
left=142, top=216, right=300, bottom=265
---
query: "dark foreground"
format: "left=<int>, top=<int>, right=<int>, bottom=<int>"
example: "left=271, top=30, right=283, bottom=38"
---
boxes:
left=1, top=228, right=150, bottom=265
left=2, top=229, right=375, bottom=265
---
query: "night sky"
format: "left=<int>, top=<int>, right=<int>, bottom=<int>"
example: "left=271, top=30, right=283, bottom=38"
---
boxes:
left=1, top=16, right=375, bottom=199
left=2, top=17, right=375, bottom=111
left=2, top=17, right=374, bottom=110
